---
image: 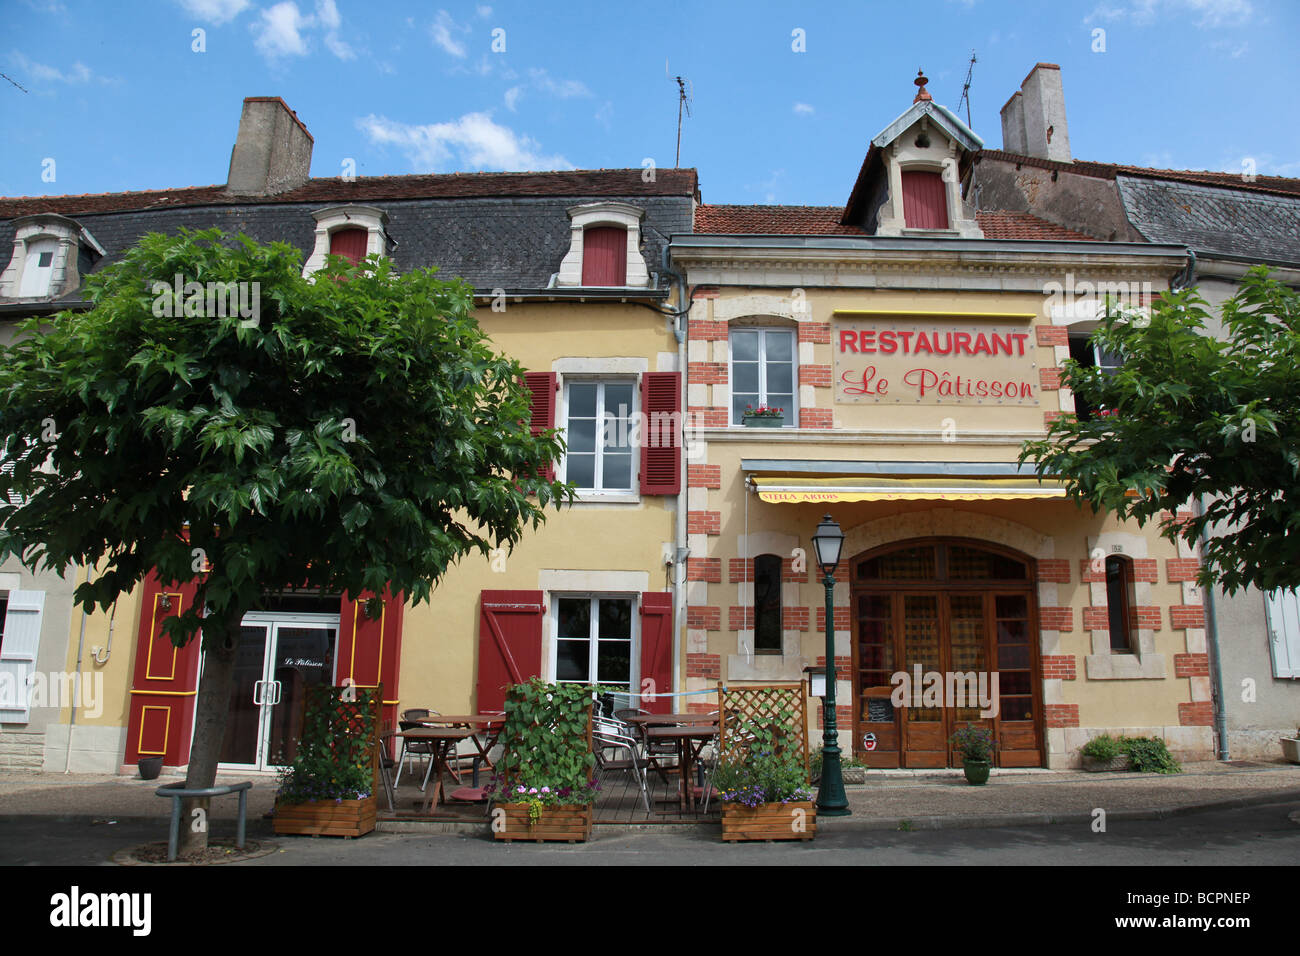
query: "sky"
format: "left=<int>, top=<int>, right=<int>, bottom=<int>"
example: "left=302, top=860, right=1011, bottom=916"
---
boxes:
left=3, top=0, right=1298, bottom=206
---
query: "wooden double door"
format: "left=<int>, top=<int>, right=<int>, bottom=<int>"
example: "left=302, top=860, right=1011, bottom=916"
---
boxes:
left=851, top=539, right=1043, bottom=768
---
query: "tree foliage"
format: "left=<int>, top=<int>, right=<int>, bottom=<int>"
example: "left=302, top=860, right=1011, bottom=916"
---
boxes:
left=0, top=227, right=571, bottom=643
left=1019, top=267, right=1299, bottom=594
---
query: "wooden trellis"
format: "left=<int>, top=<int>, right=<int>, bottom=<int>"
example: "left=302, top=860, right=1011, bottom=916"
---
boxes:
left=717, top=681, right=810, bottom=776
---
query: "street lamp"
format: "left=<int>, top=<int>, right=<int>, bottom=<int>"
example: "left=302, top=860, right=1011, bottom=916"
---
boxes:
left=811, top=513, right=850, bottom=816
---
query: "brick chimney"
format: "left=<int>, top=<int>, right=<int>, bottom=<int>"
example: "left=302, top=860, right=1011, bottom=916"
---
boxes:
left=1000, top=63, right=1071, bottom=163
left=225, top=96, right=314, bottom=196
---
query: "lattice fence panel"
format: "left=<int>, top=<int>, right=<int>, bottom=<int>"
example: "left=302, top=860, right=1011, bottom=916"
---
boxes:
left=717, top=681, right=809, bottom=776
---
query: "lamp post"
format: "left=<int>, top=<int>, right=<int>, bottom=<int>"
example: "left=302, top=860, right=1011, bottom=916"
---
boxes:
left=811, top=513, right=850, bottom=816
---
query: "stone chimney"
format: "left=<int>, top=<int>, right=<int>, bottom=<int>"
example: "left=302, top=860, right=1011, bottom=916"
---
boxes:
left=1000, top=63, right=1071, bottom=163
left=226, top=96, right=314, bottom=196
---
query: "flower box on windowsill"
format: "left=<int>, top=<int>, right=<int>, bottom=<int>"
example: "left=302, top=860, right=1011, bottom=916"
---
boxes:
left=720, top=801, right=816, bottom=842
left=742, top=415, right=785, bottom=429
left=493, top=803, right=593, bottom=843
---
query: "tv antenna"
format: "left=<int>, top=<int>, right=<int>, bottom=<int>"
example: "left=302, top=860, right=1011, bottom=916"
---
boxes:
left=673, top=75, right=693, bottom=167
left=957, top=51, right=976, bottom=127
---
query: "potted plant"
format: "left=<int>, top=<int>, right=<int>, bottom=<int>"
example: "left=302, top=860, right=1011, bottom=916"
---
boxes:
left=272, top=686, right=379, bottom=838
left=741, top=404, right=785, bottom=428
left=950, top=724, right=995, bottom=785
left=811, top=747, right=867, bottom=784
left=714, top=711, right=816, bottom=842
left=137, top=755, right=165, bottom=780
left=1080, top=733, right=1131, bottom=771
left=1281, top=728, right=1300, bottom=765
left=488, top=677, right=600, bottom=843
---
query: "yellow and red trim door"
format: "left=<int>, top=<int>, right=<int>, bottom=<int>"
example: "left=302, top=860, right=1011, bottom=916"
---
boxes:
left=124, top=572, right=203, bottom=766
left=337, top=588, right=404, bottom=731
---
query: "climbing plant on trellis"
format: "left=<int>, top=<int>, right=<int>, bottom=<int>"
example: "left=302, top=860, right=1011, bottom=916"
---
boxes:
left=717, top=681, right=810, bottom=776
left=276, top=684, right=380, bottom=804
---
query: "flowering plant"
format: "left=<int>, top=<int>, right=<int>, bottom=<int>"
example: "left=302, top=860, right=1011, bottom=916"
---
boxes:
left=710, top=707, right=812, bottom=806
left=949, top=723, right=995, bottom=762
left=484, top=776, right=601, bottom=823
left=275, top=686, right=377, bottom=805
left=743, top=405, right=784, bottom=418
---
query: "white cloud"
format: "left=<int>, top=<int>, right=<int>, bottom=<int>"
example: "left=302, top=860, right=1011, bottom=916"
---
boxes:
left=528, top=67, right=590, bottom=98
left=9, top=52, right=102, bottom=85
left=357, top=112, right=573, bottom=172
left=476, top=4, right=492, bottom=17
left=793, top=102, right=814, bottom=115
left=253, top=1, right=310, bottom=59
left=430, top=9, right=467, bottom=58
left=175, top=0, right=249, bottom=24
left=249, top=0, right=354, bottom=62
left=504, top=85, right=523, bottom=111
left=1085, top=0, right=1253, bottom=28
left=1209, top=37, right=1248, bottom=57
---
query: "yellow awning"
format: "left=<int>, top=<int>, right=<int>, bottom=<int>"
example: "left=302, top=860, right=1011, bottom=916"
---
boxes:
left=750, top=476, right=1068, bottom=504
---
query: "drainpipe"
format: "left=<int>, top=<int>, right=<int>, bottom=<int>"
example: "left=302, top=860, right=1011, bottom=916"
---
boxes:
left=64, top=565, right=92, bottom=774
left=662, top=240, right=688, bottom=706
left=1172, top=249, right=1197, bottom=291
left=1194, top=494, right=1229, bottom=760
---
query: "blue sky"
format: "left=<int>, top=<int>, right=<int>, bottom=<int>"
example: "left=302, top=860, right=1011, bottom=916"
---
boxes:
left=4, top=0, right=1297, bottom=205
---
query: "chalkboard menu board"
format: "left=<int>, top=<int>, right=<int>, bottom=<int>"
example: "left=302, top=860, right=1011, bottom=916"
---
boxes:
left=867, top=698, right=894, bottom=722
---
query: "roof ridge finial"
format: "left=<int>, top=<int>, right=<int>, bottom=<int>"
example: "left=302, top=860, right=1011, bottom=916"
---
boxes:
left=913, top=68, right=932, bottom=104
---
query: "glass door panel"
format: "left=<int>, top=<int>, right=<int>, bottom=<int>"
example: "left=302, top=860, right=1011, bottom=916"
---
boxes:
left=855, top=593, right=898, bottom=765
left=900, top=594, right=945, bottom=767
left=219, top=624, right=271, bottom=767
left=265, top=625, right=338, bottom=766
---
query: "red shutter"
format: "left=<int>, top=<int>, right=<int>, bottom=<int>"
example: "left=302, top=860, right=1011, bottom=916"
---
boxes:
left=329, top=227, right=369, bottom=264
left=639, top=371, right=681, bottom=495
left=524, top=371, right=558, bottom=482
left=124, top=571, right=204, bottom=766
left=477, top=590, right=545, bottom=712
left=902, top=171, right=949, bottom=229
left=581, top=227, right=627, bottom=286
left=639, top=592, right=673, bottom=714
left=338, top=587, right=405, bottom=733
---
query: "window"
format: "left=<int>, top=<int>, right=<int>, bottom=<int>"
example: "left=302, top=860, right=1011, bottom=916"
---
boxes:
left=1265, top=588, right=1300, bottom=679
left=1105, top=555, right=1137, bottom=652
left=730, top=329, right=796, bottom=425
left=0, top=214, right=103, bottom=301
left=580, top=227, right=627, bottom=286
left=901, top=170, right=949, bottom=229
left=1069, top=333, right=1123, bottom=419
left=302, top=205, right=388, bottom=277
left=556, top=202, right=650, bottom=288
left=563, top=381, right=636, bottom=492
left=555, top=596, right=633, bottom=694
left=754, top=554, right=782, bottom=654
left=18, top=239, right=57, bottom=297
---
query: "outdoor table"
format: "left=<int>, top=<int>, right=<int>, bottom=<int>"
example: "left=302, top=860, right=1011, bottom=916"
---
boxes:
left=413, top=714, right=506, bottom=785
left=645, top=722, right=718, bottom=812
left=393, top=727, right=478, bottom=813
left=623, top=712, right=717, bottom=727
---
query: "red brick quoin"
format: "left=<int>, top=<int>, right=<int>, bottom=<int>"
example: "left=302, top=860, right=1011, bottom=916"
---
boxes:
left=1179, top=701, right=1213, bottom=726
left=1045, top=704, right=1079, bottom=728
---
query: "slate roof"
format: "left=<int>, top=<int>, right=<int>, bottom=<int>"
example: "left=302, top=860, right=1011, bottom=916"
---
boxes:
left=1116, top=176, right=1300, bottom=266
left=694, top=204, right=1091, bottom=241
left=0, top=170, right=698, bottom=296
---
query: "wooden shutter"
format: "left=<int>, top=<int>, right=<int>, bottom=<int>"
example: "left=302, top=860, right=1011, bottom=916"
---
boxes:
left=639, top=592, right=673, bottom=714
left=124, top=572, right=204, bottom=764
left=524, top=372, right=558, bottom=482
left=1266, top=588, right=1300, bottom=679
left=901, top=171, right=949, bottom=229
left=477, top=590, right=544, bottom=712
left=639, top=371, right=681, bottom=495
left=338, top=588, right=405, bottom=732
left=329, top=227, right=370, bottom=264
left=0, top=590, right=44, bottom=724
left=581, top=227, right=627, bottom=286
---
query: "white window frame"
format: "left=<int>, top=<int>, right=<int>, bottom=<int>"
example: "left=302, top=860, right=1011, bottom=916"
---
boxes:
left=0, top=214, right=103, bottom=301
left=1266, top=587, right=1300, bottom=679
left=560, top=377, right=639, bottom=499
left=728, top=327, right=799, bottom=426
left=555, top=202, right=650, bottom=288
left=549, top=593, right=639, bottom=699
left=302, top=205, right=389, bottom=277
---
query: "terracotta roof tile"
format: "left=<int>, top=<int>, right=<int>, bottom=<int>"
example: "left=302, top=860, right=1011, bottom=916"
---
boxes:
left=695, top=205, right=865, bottom=234
left=974, top=210, right=1095, bottom=241
left=0, top=168, right=699, bottom=219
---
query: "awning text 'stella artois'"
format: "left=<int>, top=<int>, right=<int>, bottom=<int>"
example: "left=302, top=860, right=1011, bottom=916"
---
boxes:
left=750, top=476, right=1069, bottom=503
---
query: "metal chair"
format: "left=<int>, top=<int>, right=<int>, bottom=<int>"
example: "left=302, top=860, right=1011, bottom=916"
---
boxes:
left=377, top=728, right=398, bottom=811
left=592, top=716, right=651, bottom=813
left=395, top=709, right=436, bottom=788
left=617, top=707, right=678, bottom=785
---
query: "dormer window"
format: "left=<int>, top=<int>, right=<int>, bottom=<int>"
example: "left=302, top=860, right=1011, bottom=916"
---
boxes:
left=901, top=170, right=949, bottom=229
left=302, top=205, right=389, bottom=277
left=556, top=202, right=650, bottom=289
left=0, top=214, right=104, bottom=301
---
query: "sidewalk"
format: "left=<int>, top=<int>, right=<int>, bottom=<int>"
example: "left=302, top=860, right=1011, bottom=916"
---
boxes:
left=2, top=760, right=1298, bottom=833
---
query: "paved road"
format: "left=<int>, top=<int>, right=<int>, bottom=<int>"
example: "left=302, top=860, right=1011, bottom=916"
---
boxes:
left=3, top=799, right=1298, bottom=866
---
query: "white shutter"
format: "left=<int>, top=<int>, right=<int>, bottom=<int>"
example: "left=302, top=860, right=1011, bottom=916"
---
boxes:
left=0, top=589, right=45, bottom=723
left=1265, top=588, right=1300, bottom=679
left=0, top=457, right=21, bottom=508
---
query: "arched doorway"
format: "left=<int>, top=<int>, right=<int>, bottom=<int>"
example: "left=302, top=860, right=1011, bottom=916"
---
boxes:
left=851, top=538, right=1043, bottom=768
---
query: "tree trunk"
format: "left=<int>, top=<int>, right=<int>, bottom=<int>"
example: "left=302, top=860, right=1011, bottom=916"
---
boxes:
left=177, top=607, right=244, bottom=858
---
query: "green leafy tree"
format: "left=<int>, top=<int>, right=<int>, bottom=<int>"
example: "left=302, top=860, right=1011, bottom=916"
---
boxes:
left=0, top=228, right=569, bottom=855
left=1020, top=266, right=1299, bottom=594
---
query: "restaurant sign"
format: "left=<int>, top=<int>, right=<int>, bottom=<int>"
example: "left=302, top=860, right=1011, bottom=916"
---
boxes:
left=834, top=320, right=1039, bottom=405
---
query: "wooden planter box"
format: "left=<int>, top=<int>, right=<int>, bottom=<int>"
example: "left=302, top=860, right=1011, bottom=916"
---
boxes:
left=742, top=416, right=784, bottom=428
left=273, top=796, right=376, bottom=838
left=493, top=803, right=593, bottom=843
left=721, top=801, right=816, bottom=842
